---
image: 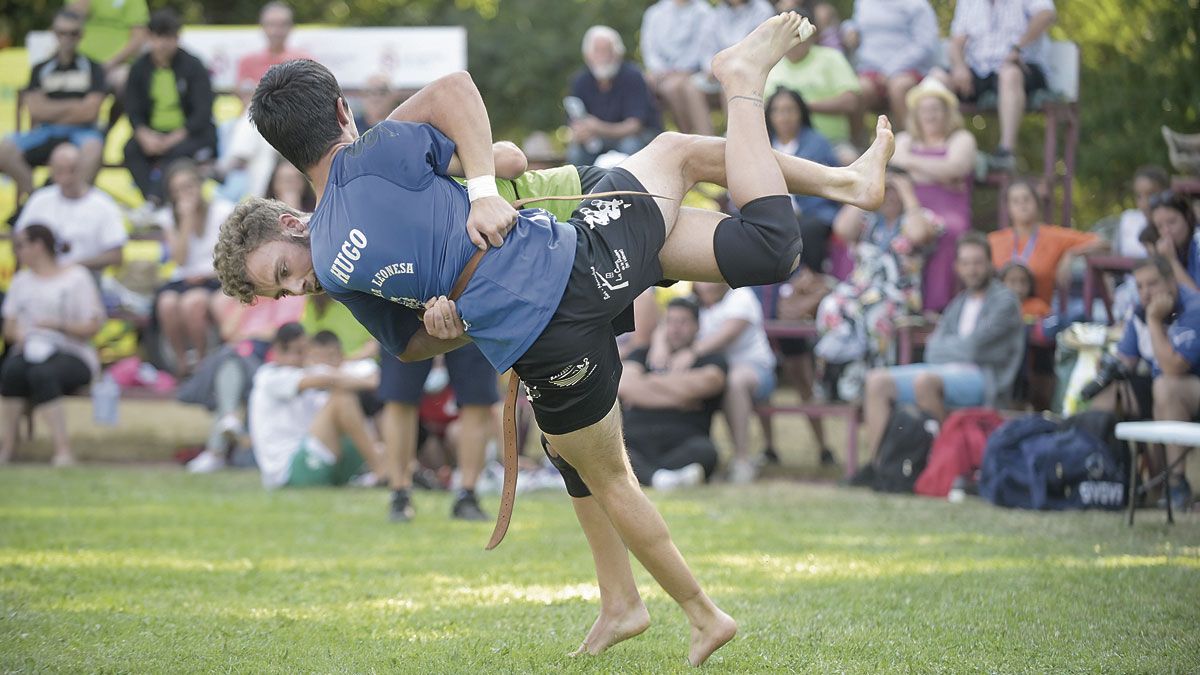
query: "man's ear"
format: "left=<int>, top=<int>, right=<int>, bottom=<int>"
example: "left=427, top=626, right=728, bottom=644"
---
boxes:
left=279, top=212, right=308, bottom=237
left=336, top=96, right=351, bottom=126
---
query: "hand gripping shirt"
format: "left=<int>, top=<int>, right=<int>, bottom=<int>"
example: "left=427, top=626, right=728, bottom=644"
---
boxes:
left=308, top=121, right=577, bottom=372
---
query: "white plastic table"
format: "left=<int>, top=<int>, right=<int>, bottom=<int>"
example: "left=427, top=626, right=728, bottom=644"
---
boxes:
left=1115, top=421, right=1200, bottom=524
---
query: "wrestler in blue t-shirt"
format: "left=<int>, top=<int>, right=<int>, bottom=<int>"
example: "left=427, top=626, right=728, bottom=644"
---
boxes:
left=308, top=120, right=577, bottom=373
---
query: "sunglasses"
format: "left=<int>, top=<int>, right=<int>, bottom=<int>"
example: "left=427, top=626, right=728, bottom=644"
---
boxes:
left=55, top=29, right=82, bottom=38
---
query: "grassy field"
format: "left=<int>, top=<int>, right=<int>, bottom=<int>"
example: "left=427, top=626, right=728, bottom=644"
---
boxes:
left=1, top=466, right=1198, bottom=673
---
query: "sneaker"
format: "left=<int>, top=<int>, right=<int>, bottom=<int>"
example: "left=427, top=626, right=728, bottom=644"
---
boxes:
left=451, top=490, right=489, bottom=521
left=844, top=463, right=876, bottom=488
left=1157, top=477, right=1193, bottom=511
left=727, top=458, right=758, bottom=485
left=651, top=463, right=705, bottom=491
left=186, top=449, right=225, bottom=473
left=762, top=446, right=782, bottom=465
left=988, top=149, right=1016, bottom=173
left=389, top=489, right=415, bottom=523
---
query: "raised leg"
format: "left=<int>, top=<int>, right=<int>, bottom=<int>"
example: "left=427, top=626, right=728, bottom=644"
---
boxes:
left=545, top=404, right=736, bottom=666
left=309, top=389, right=385, bottom=477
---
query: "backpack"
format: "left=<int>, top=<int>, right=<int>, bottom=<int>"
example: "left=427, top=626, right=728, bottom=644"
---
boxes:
left=914, top=408, right=1006, bottom=498
left=873, top=404, right=938, bottom=493
left=980, top=412, right=1128, bottom=510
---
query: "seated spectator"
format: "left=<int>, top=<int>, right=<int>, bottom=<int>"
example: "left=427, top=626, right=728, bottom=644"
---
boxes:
left=988, top=180, right=1107, bottom=307
left=857, top=233, right=1024, bottom=473
left=1092, top=257, right=1200, bottom=510
left=689, top=282, right=777, bottom=484
left=639, top=0, right=714, bottom=135
left=890, top=77, right=978, bottom=312
left=988, top=179, right=1105, bottom=408
left=1149, top=190, right=1200, bottom=291
left=841, top=0, right=939, bottom=128
left=265, top=160, right=316, bottom=212
left=1000, top=260, right=1051, bottom=321
left=353, top=74, right=398, bottom=132
left=767, top=87, right=841, bottom=273
left=566, top=26, right=660, bottom=166
left=180, top=295, right=306, bottom=473
left=0, top=9, right=106, bottom=204
left=1112, top=166, right=1170, bottom=258
left=765, top=22, right=862, bottom=157
left=249, top=324, right=385, bottom=489
left=15, top=144, right=126, bottom=276
left=123, top=9, right=216, bottom=205
left=816, top=171, right=939, bottom=395
left=0, top=225, right=105, bottom=467
left=696, top=0, right=776, bottom=94
left=619, top=297, right=726, bottom=489
left=155, top=158, right=238, bottom=377
left=938, top=0, right=1057, bottom=171
left=775, top=0, right=845, bottom=51
left=77, top=0, right=149, bottom=114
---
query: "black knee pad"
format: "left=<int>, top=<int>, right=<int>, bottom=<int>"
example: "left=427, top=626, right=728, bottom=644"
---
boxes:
left=713, top=195, right=802, bottom=288
left=541, top=434, right=592, bottom=498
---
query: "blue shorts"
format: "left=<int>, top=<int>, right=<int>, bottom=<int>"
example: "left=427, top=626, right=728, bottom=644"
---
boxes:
left=889, top=363, right=985, bottom=408
left=9, top=125, right=103, bottom=159
left=378, top=343, right=499, bottom=406
left=747, top=362, right=777, bottom=402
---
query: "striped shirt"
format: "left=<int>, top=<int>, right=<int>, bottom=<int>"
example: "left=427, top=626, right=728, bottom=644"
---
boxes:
left=640, top=0, right=713, bottom=74
left=950, top=0, right=1055, bottom=75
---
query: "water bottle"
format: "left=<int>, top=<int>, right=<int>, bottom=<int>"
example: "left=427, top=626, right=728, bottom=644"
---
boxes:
left=92, top=373, right=120, bottom=427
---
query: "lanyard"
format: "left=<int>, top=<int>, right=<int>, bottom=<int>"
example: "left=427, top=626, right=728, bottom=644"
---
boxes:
left=1012, top=226, right=1039, bottom=263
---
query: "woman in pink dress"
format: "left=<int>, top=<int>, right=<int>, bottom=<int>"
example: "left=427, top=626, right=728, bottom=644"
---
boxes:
left=889, top=77, right=977, bottom=313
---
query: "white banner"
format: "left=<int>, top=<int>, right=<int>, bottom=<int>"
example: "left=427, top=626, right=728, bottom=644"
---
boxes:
left=27, top=25, right=467, bottom=91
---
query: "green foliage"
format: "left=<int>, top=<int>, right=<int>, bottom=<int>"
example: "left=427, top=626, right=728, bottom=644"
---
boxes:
left=1, top=467, right=1199, bottom=671
left=2, top=0, right=1195, bottom=226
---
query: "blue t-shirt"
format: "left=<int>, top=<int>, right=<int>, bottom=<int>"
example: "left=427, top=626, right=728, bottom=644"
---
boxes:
left=1117, top=286, right=1200, bottom=377
left=1185, top=230, right=1200, bottom=288
left=569, top=62, right=661, bottom=131
left=308, top=120, right=577, bottom=372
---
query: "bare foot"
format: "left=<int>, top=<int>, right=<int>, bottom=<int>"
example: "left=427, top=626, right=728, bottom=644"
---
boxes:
left=688, top=609, right=737, bottom=667
left=711, top=12, right=809, bottom=99
left=570, top=603, right=651, bottom=657
left=845, top=115, right=895, bottom=211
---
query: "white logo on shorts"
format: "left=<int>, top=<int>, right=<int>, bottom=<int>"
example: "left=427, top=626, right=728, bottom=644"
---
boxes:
left=548, top=358, right=594, bottom=388
left=579, top=198, right=629, bottom=229
left=590, top=249, right=631, bottom=300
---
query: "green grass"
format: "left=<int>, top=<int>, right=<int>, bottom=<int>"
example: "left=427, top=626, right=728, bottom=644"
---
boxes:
left=1, top=467, right=1198, bottom=673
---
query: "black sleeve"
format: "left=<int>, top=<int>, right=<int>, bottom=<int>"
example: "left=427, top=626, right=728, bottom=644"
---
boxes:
left=625, top=347, right=650, bottom=368
left=696, top=353, right=728, bottom=374
left=26, top=61, right=43, bottom=91
left=88, top=59, right=108, bottom=94
left=182, top=53, right=214, bottom=136
left=124, top=57, right=151, bottom=129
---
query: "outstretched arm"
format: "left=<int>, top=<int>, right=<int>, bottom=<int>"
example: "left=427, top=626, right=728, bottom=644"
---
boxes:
left=386, top=71, right=518, bottom=249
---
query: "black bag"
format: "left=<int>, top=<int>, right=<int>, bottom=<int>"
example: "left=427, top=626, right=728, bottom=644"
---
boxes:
left=873, top=404, right=938, bottom=493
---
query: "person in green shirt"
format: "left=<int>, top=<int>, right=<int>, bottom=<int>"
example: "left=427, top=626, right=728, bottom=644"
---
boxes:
left=765, top=36, right=862, bottom=151
left=70, top=0, right=149, bottom=97
left=301, top=294, right=378, bottom=361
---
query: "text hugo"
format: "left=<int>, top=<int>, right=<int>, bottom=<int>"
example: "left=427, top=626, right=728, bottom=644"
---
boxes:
left=329, top=229, right=368, bottom=284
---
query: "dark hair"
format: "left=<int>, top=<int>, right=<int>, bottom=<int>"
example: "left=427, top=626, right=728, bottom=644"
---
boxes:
left=956, top=231, right=992, bottom=261
left=273, top=322, right=306, bottom=349
left=148, top=9, right=182, bottom=36
left=998, top=261, right=1035, bottom=298
left=765, top=87, right=812, bottom=140
left=1149, top=190, right=1197, bottom=228
left=1133, top=255, right=1175, bottom=282
left=1138, top=223, right=1160, bottom=247
left=19, top=223, right=65, bottom=259
left=251, top=59, right=347, bottom=171
left=1133, top=165, right=1169, bottom=191
left=310, top=330, right=342, bottom=350
left=666, top=296, right=701, bottom=321
left=55, top=8, right=84, bottom=24
left=1005, top=177, right=1040, bottom=203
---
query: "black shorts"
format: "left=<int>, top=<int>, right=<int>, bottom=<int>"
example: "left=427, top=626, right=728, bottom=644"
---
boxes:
left=377, top=343, right=499, bottom=406
left=963, top=63, right=1049, bottom=105
left=514, top=167, right=667, bottom=435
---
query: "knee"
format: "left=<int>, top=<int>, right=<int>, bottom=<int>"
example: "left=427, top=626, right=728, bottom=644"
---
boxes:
left=648, top=130, right=691, bottom=154
left=887, top=74, right=917, bottom=99
left=714, top=196, right=801, bottom=287
left=913, top=372, right=943, bottom=397
left=157, top=291, right=181, bottom=318
left=180, top=290, right=211, bottom=316
left=865, top=368, right=894, bottom=397
left=998, top=64, right=1025, bottom=89
left=1152, top=376, right=1195, bottom=418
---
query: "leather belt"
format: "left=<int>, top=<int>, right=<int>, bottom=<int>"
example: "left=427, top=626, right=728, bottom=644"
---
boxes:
left=446, top=190, right=670, bottom=550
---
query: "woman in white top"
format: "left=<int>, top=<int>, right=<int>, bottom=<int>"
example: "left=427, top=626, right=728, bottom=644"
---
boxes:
left=0, top=225, right=105, bottom=466
left=155, top=158, right=238, bottom=377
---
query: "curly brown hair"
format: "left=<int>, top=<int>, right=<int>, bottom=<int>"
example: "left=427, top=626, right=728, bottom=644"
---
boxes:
left=214, top=198, right=303, bottom=303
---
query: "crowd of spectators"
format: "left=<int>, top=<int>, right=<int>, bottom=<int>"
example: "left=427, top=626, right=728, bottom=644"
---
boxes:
left=0, top=0, right=1195, bottom=511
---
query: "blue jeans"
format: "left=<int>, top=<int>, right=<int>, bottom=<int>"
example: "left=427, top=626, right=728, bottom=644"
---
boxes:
left=889, top=362, right=985, bottom=408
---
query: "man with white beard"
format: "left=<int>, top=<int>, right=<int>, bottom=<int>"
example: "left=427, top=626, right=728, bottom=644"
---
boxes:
left=565, top=26, right=662, bottom=166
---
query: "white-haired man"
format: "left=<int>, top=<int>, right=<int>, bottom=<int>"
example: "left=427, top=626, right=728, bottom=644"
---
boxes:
left=566, top=25, right=661, bottom=166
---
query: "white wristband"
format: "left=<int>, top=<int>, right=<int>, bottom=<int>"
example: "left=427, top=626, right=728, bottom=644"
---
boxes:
left=466, top=175, right=499, bottom=202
